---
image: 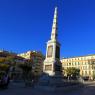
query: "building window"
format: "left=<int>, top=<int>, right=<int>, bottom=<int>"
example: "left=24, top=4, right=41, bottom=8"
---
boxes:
left=85, top=71, right=87, bottom=75
left=89, top=71, right=91, bottom=75
left=82, top=71, right=84, bottom=75
left=69, top=63, right=71, bottom=65
left=85, top=62, right=88, bottom=65
left=83, top=62, right=85, bottom=65
left=72, top=62, right=74, bottom=66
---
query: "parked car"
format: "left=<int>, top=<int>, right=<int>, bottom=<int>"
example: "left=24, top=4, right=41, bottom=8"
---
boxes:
left=82, top=76, right=89, bottom=81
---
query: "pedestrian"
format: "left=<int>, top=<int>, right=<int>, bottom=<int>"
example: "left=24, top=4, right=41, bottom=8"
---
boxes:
left=3, top=74, right=10, bottom=88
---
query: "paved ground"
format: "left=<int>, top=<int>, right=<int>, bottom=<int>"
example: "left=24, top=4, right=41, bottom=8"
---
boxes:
left=69, top=81, right=95, bottom=95
left=0, top=81, right=95, bottom=95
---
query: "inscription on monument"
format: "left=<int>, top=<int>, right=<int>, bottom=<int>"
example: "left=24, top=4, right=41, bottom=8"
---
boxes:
left=47, top=45, right=53, bottom=57
left=45, top=65, right=52, bottom=71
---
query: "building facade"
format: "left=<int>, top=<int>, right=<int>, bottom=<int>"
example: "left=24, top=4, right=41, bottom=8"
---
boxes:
left=0, top=50, right=26, bottom=80
left=0, top=50, right=25, bottom=65
left=18, top=51, right=45, bottom=76
left=0, top=50, right=17, bottom=57
left=61, top=54, right=95, bottom=79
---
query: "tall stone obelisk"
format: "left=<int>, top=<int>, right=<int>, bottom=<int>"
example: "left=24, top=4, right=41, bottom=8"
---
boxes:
left=43, top=7, right=62, bottom=76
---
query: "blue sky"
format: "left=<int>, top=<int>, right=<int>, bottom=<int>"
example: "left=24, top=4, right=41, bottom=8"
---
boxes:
left=0, top=0, right=95, bottom=58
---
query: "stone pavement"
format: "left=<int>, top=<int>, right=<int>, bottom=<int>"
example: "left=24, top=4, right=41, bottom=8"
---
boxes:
left=0, top=82, right=80, bottom=95
left=0, top=81, right=95, bottom=95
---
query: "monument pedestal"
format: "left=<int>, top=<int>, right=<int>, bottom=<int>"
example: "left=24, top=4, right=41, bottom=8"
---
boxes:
left=36, top=73, right=64, bottom=91
left=43, top=58, right=62, bottom=76
left=36, top=59, right=64, bottom=91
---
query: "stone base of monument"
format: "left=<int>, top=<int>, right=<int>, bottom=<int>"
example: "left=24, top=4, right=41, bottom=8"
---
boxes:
left=35, top=74, right=64, bottom=91
left=35, top=74, right=83, bottom=91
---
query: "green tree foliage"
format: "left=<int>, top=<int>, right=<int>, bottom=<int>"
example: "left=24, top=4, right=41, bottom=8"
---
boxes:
left=18, top=62, right=32, bottom=81
left=5, top=56, right=16, bottom=65
left=0, top=64, right=10, bottom=72
left=18, top=63, right=32, bottom=74
left=0, top=56, right=16, bottom=65
left=0, top=56, right=16, bottom=73
left=18, top=62, right=32, bottom=86
left=0, top=58, right=6, bottom=63
left=65, top=67, right=80, bottom=78
left=92, top=71, right=95, bottom=80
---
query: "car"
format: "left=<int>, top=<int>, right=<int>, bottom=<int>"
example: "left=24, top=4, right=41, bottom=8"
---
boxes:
left=82, top=76, right=89, bottom=81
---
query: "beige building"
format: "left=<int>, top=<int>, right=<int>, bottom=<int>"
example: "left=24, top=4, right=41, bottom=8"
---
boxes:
left=0, top=50, right=26, bottom=80
left=61, top=54, right=95, bottom=79
left=18, top=51, right=45, bottom=76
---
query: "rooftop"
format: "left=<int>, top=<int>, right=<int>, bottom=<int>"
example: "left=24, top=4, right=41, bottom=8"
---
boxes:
left=61, top=54, right=95, bottom=60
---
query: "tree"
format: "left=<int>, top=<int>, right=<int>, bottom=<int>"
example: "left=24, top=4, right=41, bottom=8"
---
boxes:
left=92, top=71, right=95, bottom=80
left=18, top=62, right=32, bottom=87
left=65, top=67, right=80, bottom=78
left=0, top=58, right=6, bottom=63
left=5, top=56, right=16, bottom=65
left=0, top=64, right=10, bottom=79
left=0, top=64, right=10, bottom=72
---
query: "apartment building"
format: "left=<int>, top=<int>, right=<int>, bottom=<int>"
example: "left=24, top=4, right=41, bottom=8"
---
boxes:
left=61, top=54, right=95, bottom=79
left=18, top=51, right=45, bottom=76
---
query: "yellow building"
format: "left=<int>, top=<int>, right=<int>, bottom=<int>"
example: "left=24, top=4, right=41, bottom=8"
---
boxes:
left=18, top=51, right=45, bottom=76
left=61, top=54, right=95, bottom=79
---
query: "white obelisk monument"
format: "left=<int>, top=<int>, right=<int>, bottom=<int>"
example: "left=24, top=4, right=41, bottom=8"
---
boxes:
left=43, top=7, right=62, bottom=76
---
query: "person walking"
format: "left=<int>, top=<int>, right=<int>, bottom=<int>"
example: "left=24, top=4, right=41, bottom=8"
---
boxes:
left=3, top=74, right=10, bottom=88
